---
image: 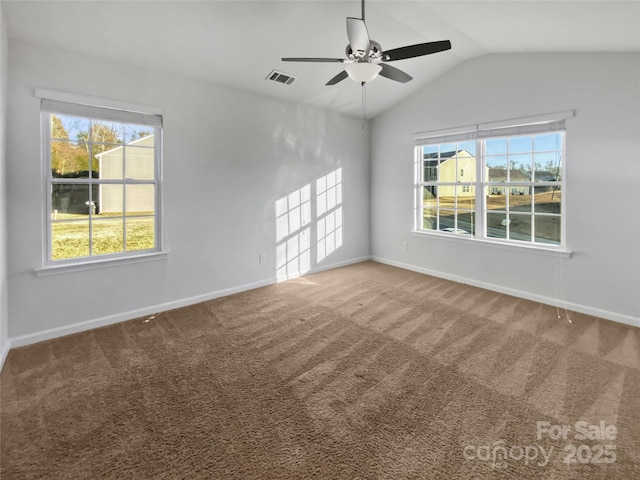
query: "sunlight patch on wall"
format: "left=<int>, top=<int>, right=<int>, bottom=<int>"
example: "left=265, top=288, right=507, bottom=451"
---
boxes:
left=275, top=184, right=311, bottom=280
left=316, top=168, right=343, bottom=262
left=275, top=168, right=344, bottom=282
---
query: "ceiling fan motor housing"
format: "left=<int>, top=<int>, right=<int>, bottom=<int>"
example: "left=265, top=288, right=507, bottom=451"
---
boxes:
left=346, top=40, right=382, bottom=62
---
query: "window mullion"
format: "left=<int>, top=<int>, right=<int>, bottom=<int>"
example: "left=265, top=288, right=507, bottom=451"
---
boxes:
left=123, top=179, right=127, bottom=252
left=476, top=139, right=484, bottom=239
left=122, top=139, right=127, bottom=253
left=529, top=181, right=535, bottom=243
left=86, top=120, right=93, bottom=257
left=415, top=146, right=422, bottom=231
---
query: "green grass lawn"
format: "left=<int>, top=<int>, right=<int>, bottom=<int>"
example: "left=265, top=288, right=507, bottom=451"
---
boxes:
left=51, top=214, right=155, bottom=260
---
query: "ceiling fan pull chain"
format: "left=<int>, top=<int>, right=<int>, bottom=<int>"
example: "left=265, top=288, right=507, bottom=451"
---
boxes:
left=361, top=82, right=367, bottom=128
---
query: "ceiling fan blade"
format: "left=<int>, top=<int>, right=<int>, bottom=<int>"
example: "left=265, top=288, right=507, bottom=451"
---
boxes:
left=383, top=40, right=451, bottom=62
left=346, top=17, right=370, bottom=58
left=282, top=57, right=345, bottom=63
left=326, top=70, right=349, bottom=86
left=379, top=63, right=413, bottom=83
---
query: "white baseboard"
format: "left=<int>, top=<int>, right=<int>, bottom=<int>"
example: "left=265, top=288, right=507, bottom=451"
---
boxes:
left=12, top=254, right=633, bottom=353
left=8, top=277, right=274, bottom=349
left=372, top=256, right=640, bottom=329
left=7, top=255, right=373, bottom=350
left=0, top=339, right=9, bottom=373
left=276, top=255, right=372, bottom=283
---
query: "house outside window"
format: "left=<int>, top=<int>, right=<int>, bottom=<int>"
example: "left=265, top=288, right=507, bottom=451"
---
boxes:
left=415, top=112, right=571, bottom=248
left=41, top=98, right=163, bottom=266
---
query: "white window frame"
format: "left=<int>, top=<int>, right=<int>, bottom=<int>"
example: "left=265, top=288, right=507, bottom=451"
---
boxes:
left=37, top=91, right=165, bottom=272
left=413, top=111, right=574, bottom=254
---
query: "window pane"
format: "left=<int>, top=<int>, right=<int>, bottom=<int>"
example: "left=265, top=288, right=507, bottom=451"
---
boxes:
left=99, top=184, right=123, bottom=215
left=126, top=185, right=155, bottom=215
left=534, top=152, right=561, bottom=181
left=437, top=156, right=456, bottom=183
left=534, top=133, right=561, bottom=152
left=534, top=186, right=562, bottom=214
left=125, top=145, right=155, bottom=180
left=51, top=184, right=92, bottom=215
left=422, top=145, right=438, bottom=157
left=125, top=124, right=154, bottom=143
left=456, top=185, right=475, bottom=210
left=457, top=211, right=475, bottom=235
left=423, top=186, right=438, bottom=208
left=456, top=152, right=476, bottom=181
left=509, top=154, right=532, bottom=180
left=51, top=220, right=89, bottom=260
left=438, top=186, right=454, bottom=209
left=126, top=217, right=156, bottom=251
left=423, top=208, right=437, bottom=231
left=91, top=121, right=124, bottom=145
left=93, top=218, right=124, bottom=256
left=486, top=212, right=507, bottom=239
left=423, top=161, right=438, bottom=182
left=51, top=140, right=91, bottom=178
left=96, top=146, right=124, bottom=180
left=441, top=144, right=456, bottom=157
left=486, top=187, right=507, bottom=211
left=509, top=136, right=532, bottom=154
left=486, top=155, right=508, bottom=181
left=486, top=138, right=507, bottom=155
left=509, top=213, right=531, bottom=241
left=535, top=215, right=561, bottom=244
left=458, top=140, right=476, bottom=157
left=439, top=209, right=455, bottom=231
left=51, top=114, right=90, bottom=142
left=509, top=188, right=531, bottom=212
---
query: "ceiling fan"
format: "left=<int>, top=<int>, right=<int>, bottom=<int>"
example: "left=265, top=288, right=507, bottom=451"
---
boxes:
left=282, top=0, right=451, bottom=86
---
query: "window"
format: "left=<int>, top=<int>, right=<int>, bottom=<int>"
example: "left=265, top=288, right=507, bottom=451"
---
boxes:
left=415, top=112, right=571, bottom=248
left=42, top=99, right=163, bottom=265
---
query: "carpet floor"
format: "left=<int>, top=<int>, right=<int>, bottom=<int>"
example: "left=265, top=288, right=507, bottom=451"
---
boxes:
left=1, top=261, right=639, bottom=479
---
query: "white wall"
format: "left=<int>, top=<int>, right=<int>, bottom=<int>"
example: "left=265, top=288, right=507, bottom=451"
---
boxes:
left=6, top=42, right=370, bottom=342
left=371, top=53, right=640, bottom=325
left=0, top=3, right=9, bottom=367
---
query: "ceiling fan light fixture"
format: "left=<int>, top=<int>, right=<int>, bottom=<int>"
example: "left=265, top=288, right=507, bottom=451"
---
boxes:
left=344, top=62, right=381, bottom=83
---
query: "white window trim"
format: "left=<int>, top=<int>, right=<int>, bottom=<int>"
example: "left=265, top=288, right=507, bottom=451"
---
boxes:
left=36, top=90, right=166, bottom=273
left=413, top=111, right=574, bottom=255
left=34, top=251, right=170, bottom=277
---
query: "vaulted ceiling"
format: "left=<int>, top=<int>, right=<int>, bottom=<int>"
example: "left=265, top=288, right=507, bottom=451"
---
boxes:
left=4, top=0, right=640, bottom=118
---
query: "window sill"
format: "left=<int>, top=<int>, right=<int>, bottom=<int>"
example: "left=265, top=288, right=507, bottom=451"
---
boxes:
left=35, top=251, right=169, bottom=277
left=410, top=231, right=572, bottom=258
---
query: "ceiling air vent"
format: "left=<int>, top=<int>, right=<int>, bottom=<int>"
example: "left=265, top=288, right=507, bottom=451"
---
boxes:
left=266, top=70, right=296, bottom=85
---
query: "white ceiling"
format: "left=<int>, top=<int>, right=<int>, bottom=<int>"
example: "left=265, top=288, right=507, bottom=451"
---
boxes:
left=4, top=0, right=640, bottom=118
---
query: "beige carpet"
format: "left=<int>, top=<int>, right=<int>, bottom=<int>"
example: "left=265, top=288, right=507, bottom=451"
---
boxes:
left=1, top=261, right=639, bottom=479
